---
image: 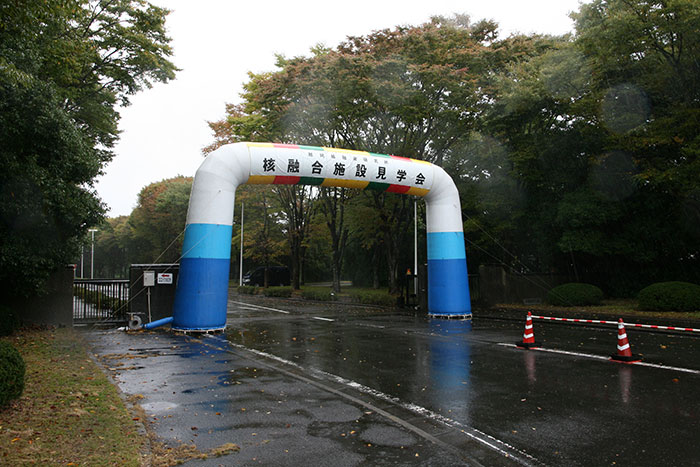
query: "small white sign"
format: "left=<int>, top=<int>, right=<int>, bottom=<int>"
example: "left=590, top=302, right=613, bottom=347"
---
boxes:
left=157, top=273, right=173, bottom=284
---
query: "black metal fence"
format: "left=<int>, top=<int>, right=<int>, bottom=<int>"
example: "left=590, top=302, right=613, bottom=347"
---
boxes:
left=468, top=274, right=481, bottom=303
left=73, top=279, right=130, bottom=325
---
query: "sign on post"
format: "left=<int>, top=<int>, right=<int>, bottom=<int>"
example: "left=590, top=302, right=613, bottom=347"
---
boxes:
left=157, top=272, right=173, bottom=284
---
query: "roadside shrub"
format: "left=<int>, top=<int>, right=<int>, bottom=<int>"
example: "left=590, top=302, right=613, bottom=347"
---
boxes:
left=237, top=286, right=258, bottom=295
left=546, top=283, right=604, bottom=306
left=0, top=341, right=25, bottom=407
left=263, top=286, right=293, bottom=298
left=301, top=289, right=337, bottom=301
left=637, top=282, right=700, bottom=312
left=0, top=305, right=21, bottom=337
left=348, top=290, right=397, bottom=307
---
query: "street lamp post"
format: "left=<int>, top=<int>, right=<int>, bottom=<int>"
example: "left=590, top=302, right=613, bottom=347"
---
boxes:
left=239, top=202, right=244, bottom=286
left=88, top=228, right=98, bottom=279
left=414, top=199, right=418, bottom=296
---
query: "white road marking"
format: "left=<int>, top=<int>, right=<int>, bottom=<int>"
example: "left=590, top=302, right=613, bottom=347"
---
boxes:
left=312, top=316, right=335, bottom=322
left=356, top=323, right=386, bottom=329
left=208, top=336, right=536, bottom=465
left=498, top=343, right=700, bottom=374
left=230, top=300, right=290, bottom=314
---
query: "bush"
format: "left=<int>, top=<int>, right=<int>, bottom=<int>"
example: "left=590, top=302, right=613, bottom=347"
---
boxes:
left=0, top=341, right=25, bottom=407
left=263, top=286, right=293, bottom=298
left=637, top=282, right=700, bottom=312
left=546, top=283, right=604, bottom=306
left=348, top=290, right=397, bottom=307
left=0, top=305, right=21, bottom=337
left=237, top=286, right=258, bottom=295
left=301, top=288, right=337, bottom=301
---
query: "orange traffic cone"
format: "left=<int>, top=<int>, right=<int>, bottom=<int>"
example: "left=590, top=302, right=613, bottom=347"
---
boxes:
left=516, top=312, right=538, bottom=349
left=610, top=319, right=641, bottom=362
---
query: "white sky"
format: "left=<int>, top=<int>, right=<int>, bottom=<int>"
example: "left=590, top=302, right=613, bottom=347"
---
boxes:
left=97, top=0, right=587, bottom=217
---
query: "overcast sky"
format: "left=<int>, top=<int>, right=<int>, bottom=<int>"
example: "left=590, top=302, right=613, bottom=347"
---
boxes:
left=97, top=0, right=587, bottom=217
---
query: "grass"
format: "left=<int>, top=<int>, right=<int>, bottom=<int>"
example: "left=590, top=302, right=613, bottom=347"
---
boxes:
left=299, top=285, right=399, bottom=306
left=231, top=281, right=401, bottom=307
left=0, top=327, right=143, bottom=466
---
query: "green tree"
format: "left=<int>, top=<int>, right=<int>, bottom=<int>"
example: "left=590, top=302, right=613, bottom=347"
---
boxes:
left=0, top=0, right=176, bottom=298
left=208, top=15, right=504, bottom=292
left=477, top=37, right=598, bottom=275
left=318, top=187, right=351, bottom=293
left=569, top=0, right=700, bottom=291
left=128, top=176, right=192, bottom=264
left=346, top=195, right=386, bottom=289
left=93, top=216, right=131, bottom=278
left=238, top=186, right=287, bottom=286
left=471, top=0, right=700, bottom=294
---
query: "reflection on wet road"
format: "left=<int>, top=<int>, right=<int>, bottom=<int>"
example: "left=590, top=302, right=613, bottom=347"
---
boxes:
left=226, top=297, right=700, bottom=466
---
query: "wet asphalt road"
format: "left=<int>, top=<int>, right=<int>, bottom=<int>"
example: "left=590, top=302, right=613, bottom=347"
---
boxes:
left=87, top=295, right=700, bottom=466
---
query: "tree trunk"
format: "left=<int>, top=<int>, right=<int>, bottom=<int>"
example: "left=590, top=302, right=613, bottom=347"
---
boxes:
left=372, top=246, right=380, bottom=289
left=373, top=194, right=411, bottom=295
left=385, top=234, right=401, bottom=295
left=321, top=187, right=350, bottom=294
left=276, top=186, right=314, bottom=291
left=332, top=261, right=342, bottom=294
left=290, top=249, right=301, bottom=290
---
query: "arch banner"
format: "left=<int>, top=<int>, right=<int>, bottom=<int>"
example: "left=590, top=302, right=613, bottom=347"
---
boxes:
left=172, top=142, right=471, bottom=331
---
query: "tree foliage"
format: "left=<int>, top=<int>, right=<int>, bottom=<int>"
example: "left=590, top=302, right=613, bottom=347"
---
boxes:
left=237, top=186, right=287, bottom=286
left=127, top=176, right=192, bottom=264
left=97, top=3, right=699, bottom=299
left=0, top=0, right=176, bottom=297
left=201, top=6, right=700, bottom=297
left=449, top=1, right=699, bottom=294
left=208, top=16, right=512, bottom=292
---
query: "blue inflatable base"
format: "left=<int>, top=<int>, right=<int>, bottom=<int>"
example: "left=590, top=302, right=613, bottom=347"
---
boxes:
left=172, top=257, right=230, bottom=331
left=427, top=258, right=472, bottom=316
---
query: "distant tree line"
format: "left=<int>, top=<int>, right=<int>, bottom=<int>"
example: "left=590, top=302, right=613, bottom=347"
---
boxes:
left=203, top=1, right=698, bottom=296
left=6, top=1, right=699, bottom=300
left=98, top=1, right=699, bottom=297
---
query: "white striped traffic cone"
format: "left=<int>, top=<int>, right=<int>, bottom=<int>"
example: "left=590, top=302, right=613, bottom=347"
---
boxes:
left=610, top=319, right=641, bottom=362
left=516, top=312, right=538, bottom=349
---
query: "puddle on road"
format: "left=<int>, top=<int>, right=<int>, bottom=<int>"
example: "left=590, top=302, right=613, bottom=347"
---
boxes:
left=142, top=400, right=179, bottom=413
left=216, top=366, right=277, bottom=386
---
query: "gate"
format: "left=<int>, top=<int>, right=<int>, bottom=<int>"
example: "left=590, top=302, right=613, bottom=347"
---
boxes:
left=73, top=279, right=130, bottom=325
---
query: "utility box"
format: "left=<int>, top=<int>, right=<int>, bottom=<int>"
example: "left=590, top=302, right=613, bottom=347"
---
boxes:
left=129, top=264, right=179, bottom=324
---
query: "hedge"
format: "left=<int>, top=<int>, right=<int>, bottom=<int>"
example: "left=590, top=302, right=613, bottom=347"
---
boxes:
left=301, top=289, right=337, bottom=301
left=637, top=282, right=700, bottom=312
left=263, top=286, right=293, bottom=298
left=348, top=290, right=397, bottom=307
left=0, top=341, right=25, bottom=407
left=546, top=283, right=604, bottom=306
left=237, top=285, right=258, bottom=295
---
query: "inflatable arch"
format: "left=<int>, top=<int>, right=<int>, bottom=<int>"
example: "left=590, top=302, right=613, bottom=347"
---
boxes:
left=171, top=142, right=471, bottom=331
